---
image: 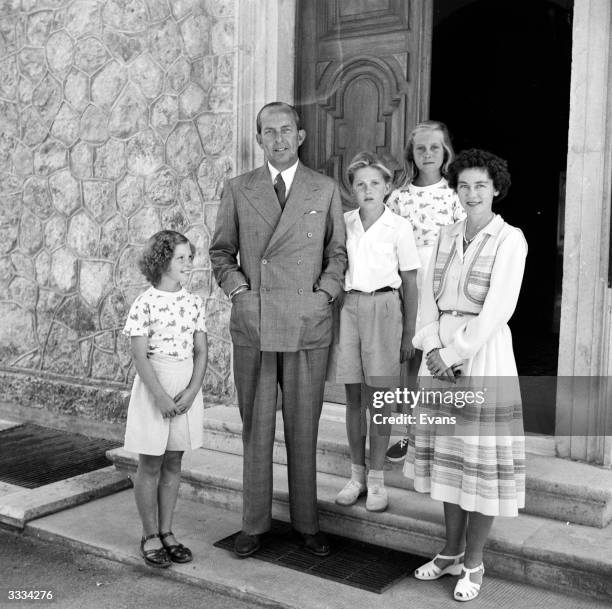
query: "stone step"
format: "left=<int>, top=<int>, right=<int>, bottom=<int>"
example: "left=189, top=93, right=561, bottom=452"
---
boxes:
left=0, top=467, right=132, bottom=529
left=200, top=404, right=612, bottom=528
left=106, top=445, right=612, bottom=602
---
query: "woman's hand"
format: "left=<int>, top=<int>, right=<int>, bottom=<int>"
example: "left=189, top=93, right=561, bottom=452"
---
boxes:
left=155, top=392, right=180, bottom=418
left=425, top=348, right=456, bottom=383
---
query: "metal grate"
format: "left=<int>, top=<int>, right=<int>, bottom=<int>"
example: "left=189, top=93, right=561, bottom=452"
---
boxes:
left=214, top=519, right=424, bottom=593
left=0, top=423, right=121, bottom=489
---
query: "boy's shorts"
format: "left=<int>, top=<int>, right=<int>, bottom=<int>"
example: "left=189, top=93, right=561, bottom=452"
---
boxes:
left=330, top=289, right=402, bottom=387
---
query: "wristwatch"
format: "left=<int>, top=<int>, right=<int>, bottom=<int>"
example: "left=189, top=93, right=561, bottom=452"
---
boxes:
left=229, top=284, right=249, bottom=300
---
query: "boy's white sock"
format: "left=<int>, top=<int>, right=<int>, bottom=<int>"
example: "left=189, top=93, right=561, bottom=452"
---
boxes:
left=367, top=469, right=385, bottom=488
left=351, top=463, right=366, bottom=485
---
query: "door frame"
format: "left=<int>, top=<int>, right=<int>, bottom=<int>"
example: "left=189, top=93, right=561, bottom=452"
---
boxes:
left=232, top=0, right=612, bottom=464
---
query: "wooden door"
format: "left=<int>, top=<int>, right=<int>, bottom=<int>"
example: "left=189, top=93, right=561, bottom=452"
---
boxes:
left=295, top=1, right=433, bottom=403
left=296, top=0, right=433, bottom=207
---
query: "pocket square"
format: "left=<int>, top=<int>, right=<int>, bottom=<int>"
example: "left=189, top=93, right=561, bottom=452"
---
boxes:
left=305, top=210, right=321, bottom=214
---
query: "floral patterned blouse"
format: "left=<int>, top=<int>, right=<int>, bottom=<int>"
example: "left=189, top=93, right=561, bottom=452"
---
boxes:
left=123, top=287, right=207, bottom=360
left=386, top=177, right=466, bottom=247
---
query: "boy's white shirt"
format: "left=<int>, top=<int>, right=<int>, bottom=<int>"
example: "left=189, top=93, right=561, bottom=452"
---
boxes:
left=343, top=206, right=420, bottom=292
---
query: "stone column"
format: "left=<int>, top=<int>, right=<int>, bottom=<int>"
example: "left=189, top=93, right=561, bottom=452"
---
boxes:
left=557, top=0, right=612, bottom=464
left=234, top=0, right=297, bottom=174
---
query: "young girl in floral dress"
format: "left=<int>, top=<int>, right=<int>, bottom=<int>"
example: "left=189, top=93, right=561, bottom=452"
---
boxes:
left=123, top=230, right=207, bottom=568
left=386, top=121, right=466, bottom=462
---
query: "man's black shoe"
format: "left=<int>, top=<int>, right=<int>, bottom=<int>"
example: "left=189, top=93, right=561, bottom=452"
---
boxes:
left=297, top=531, right=331, bottom=557
left=234, top=532, right=261, bottom=558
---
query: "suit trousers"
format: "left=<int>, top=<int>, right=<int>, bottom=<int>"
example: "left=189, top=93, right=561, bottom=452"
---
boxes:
left=233, top=345, right=329, bottom=535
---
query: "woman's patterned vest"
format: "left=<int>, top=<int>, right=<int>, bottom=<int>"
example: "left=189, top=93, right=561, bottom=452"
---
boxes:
left=432, top=227, right=498, bottom=306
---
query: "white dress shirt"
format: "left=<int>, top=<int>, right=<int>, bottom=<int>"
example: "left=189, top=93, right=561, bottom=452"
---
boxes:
left=344, top=206, right=420, bottom=292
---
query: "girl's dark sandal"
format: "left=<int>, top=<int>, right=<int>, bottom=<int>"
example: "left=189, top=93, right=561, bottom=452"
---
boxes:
left=140, top=533, right=171, bottom=568
left=159, top=531, right=193, bottom=563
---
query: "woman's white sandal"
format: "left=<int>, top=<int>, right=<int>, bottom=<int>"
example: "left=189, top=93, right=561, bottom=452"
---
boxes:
left=414, top=552, right=465, bottom=580
left=453, top=564, right=484, bottom=602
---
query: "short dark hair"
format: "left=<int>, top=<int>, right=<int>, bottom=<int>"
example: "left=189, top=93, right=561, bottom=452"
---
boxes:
left=256, top=102, right=301, bottom=134
left=138, top=230, right=195, bottom=286
left=447, top=148, right=512, bottom=202
left=346, top=151, right=393, bottom=185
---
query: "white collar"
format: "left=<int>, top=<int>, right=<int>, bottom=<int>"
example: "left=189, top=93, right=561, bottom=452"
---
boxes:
left=451, top=213, right=503, bottom=237
left=409, top=177, right=447, bottom=192
left=268, top=160, right=299, bottom=195
left=347, top=205, right=395, bottom=229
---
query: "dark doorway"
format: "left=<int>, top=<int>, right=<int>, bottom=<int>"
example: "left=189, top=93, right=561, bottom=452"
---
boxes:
left=431, top=0, right=573, bottom=432
left=431, top=0, right=572, bottom=374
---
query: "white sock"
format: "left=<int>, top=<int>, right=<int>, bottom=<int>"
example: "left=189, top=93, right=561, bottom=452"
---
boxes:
left=350, top=463, right=366, bottom=485
left=367, top=469, right=385, bottom=488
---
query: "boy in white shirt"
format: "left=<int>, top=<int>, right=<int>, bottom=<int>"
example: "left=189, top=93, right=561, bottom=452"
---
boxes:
left=330, top=152, right=420, bottom=512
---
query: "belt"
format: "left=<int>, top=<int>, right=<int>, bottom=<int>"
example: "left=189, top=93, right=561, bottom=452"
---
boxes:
left=439, top=309, right=476, bottom=317
left=348, top=286, right=395, bottom=295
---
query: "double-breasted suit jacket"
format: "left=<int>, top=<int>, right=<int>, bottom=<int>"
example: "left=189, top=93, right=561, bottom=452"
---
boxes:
left=210, top=161, right=346, bottom=535
left=210, top=162, right=347, bottom=350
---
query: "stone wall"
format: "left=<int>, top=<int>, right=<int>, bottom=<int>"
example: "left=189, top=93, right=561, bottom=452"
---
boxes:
left=0, top=0, right=236, bottom=423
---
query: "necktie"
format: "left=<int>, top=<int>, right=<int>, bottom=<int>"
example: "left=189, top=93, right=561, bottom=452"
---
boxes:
left=274, top=174, right=286, bottom=210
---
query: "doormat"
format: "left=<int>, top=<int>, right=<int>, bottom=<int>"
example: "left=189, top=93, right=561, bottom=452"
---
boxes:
left=0, top=423, right=121, bottom=489
left=214, top=519, right=424, bottom=593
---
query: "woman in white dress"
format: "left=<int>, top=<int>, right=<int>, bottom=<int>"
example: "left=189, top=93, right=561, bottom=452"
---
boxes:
left=404, top=149, right=527, bottom=602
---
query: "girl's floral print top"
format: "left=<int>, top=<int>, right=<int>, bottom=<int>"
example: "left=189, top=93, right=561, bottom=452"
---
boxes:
left=386, top=177, right=466, bottom=247
left=123, top=287, right=207, bottom=360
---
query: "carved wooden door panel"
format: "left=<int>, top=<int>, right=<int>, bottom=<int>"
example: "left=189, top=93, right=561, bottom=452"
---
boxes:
left=296, top=0, right=433, bottom=208
left=296, top=1, right=432, bottom=404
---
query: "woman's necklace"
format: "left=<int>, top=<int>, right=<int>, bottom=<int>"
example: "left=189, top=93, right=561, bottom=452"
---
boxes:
left=463, top=213, right=495, bottom=247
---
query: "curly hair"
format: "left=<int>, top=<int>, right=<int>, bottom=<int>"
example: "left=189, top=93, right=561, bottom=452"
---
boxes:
left=346, top=151, right=393, bottom=185
left=447, top=148, right=512, bottom=202
left=397, top=120, right=455, bottom=187
left=138, top=230, right=195, bottom=286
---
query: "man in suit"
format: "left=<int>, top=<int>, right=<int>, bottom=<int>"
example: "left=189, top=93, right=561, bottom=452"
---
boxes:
left=209, top=102, right=347, bottom=558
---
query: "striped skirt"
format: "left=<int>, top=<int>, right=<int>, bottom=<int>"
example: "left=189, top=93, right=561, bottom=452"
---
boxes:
left=403, top=318, right=525, bottom=517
